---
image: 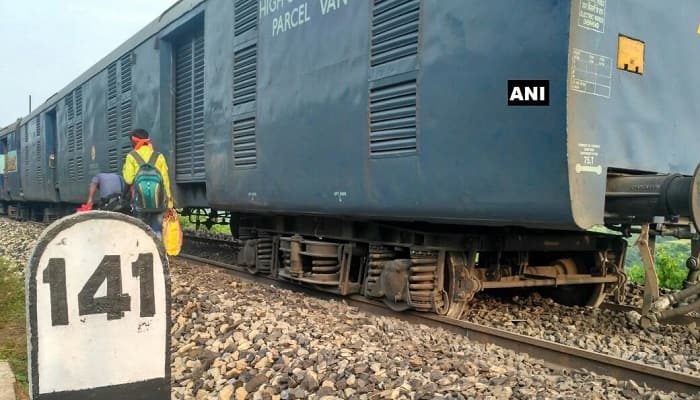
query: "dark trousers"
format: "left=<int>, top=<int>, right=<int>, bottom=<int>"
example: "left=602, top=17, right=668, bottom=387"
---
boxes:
left=135, top=212, right=164, bottom=238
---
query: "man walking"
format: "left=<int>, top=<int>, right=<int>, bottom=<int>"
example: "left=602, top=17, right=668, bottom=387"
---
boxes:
left=122, top=128, right=174, bottom=237
left=83, top=172, right=129, bottom=212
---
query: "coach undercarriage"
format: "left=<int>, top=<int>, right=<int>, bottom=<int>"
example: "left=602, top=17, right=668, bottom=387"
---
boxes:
left=226, top=214, right=628, bottom=318
left=4, top=202, right=697, bottom=324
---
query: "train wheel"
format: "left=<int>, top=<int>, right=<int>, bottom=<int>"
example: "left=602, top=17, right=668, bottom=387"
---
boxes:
left=434, top=252, right=481, bottom=318
left=546, top=258, right=606, bottom=307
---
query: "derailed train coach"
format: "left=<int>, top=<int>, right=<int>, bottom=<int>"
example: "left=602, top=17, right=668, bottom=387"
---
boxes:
left=2, top=0, right=700, bottom=321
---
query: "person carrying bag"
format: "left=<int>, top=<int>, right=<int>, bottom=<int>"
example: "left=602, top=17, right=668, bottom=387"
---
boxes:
left=162, top=208, right=182, bottom=256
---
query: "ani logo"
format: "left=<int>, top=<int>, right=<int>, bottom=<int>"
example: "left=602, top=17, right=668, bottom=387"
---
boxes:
left=508, top=80, right=550, bottom=106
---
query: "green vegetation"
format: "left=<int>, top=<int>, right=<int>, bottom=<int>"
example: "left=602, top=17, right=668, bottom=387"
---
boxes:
left=0, top=257, right=28, bottom=392
left=179, top=213, right=231, bottom=235
left=625, top=239, right=690, bottom=290
left=587, top=227, right=691, bottom=290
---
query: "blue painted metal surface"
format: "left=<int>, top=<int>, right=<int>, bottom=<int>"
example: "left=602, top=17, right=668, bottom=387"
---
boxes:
left=0, top=121, right=22, bottom=201
left=567, top=0, right=700, bottom=228
left=19, top=113, right=59, bottom=202
left=0, top=123, right=12, bottom=201
left=208, top=0, right=575, bottom=228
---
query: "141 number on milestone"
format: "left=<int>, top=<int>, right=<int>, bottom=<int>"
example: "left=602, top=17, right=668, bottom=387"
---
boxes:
left=42, top=253, right=156, bottom=326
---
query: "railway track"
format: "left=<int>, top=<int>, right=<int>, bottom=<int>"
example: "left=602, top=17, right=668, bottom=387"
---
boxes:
left=177, top=252, right=700, bottom=396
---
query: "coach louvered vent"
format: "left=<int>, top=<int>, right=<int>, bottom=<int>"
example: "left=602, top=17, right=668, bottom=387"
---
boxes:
left=232, top=0, right=258, bottom=169
left=232, top=45, right=257, bottom=168
left=369, top=80, right=417, bottom=157
left=371, top=0, right=420, bottom=67
left=119, top=54, right=134, bottom=169
left=368, top=0, right=421, bottom=157
left=174, top=28, right=205, bottom=182
left=104, top=55, right=133, bottom=173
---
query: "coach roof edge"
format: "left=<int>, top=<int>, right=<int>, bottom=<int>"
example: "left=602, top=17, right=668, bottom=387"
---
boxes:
left=0, top=119, right=21, bottom=136
left=17, top=0, right=204, bottom=124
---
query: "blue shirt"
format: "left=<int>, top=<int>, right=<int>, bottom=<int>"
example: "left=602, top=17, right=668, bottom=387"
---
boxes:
left=91, top=173, right=125, bottom=199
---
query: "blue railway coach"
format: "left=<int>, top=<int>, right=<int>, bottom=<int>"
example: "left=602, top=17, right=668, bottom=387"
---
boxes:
left=0, top=121, right=22, bottom=207
left=3, top=0, right=700, bottom=314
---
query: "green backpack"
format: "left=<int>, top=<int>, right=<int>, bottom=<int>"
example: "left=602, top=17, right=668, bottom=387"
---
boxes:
left=130, top=150, right=167, bottom=213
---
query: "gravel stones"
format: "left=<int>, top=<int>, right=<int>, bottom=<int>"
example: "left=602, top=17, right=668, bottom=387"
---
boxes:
left=463, top=292, right=700, bottom=377
left=184, top=228, right=237, bottom=243
left=0, top=217, right=44, bottom=268
left=168, top=260, right=693, bottom=399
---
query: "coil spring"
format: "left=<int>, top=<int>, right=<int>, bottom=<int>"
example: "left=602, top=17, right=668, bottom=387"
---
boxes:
left=410, top=250, right=438, bottom=311
left=279, top=237, right=300, bottom=277
left=256, top=233, right=272, bottom=274
left=311, top=256, right=340, bottom=277
left=365, top=245, right=395, bottom=297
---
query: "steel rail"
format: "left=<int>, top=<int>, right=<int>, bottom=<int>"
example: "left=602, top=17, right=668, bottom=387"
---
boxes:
left=177, top=252, right=700, bottom=395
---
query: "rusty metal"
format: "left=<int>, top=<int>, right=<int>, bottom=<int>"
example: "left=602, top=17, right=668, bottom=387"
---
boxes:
left=434, top=252, right=481, bottom=319
left=638, top=224, right=660, bottom=315
left=585, top=253, right=608, bottom=308
left=483, top=257, right=617, bottom=293
left=627, top=226, right=700, bottom=326
left=288, top=235, right=303, bottom=277
left=525, top=258, right=577, bottom=278
left=380, top=259, right=412, bottom=311
left=651, top=285, right=700, bottom=311
left=638, top=284, right=700, bottom=328
left=641, top=302, right=700, bottom=329
left=474, top=256, right=613, bottom=306
left=364, top=245, right=394, bottom=298
left=480, top=275, right=619, bottom=289
left=255, top=233, right=272, bottom=274
left=337, top=244, right=363, bottom=296
left=305, top=241, right=340, bottom=281
left=652, top=297, right=700, bottom=323
left=270, top=236, right=281, bottom=278
left=685, top=238, right=700, bottom=288
left=409, top=250, right=438, bottom=311
left=278, top=236, right=357, bottom=292
left=606, top=245, right=629, bottom=304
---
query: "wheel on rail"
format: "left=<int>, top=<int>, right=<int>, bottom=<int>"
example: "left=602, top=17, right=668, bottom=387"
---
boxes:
left=433, top=252, right=481, bottom=318
left=544, top=258, right=606, bottom=307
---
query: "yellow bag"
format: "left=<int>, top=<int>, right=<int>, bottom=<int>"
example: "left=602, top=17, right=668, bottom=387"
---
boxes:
left=162, top=208, right=183, bottom=256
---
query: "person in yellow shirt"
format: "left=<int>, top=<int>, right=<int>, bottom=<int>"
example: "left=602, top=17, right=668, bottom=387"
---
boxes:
left=122, top=128, right=174, bottom=237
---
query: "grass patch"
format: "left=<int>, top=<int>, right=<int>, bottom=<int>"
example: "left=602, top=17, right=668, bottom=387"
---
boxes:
left=624, top=237, right=691, bottom=290
left=0, top=257, right=28, bottom=393
left=179, top=214, right=232, bottom=235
